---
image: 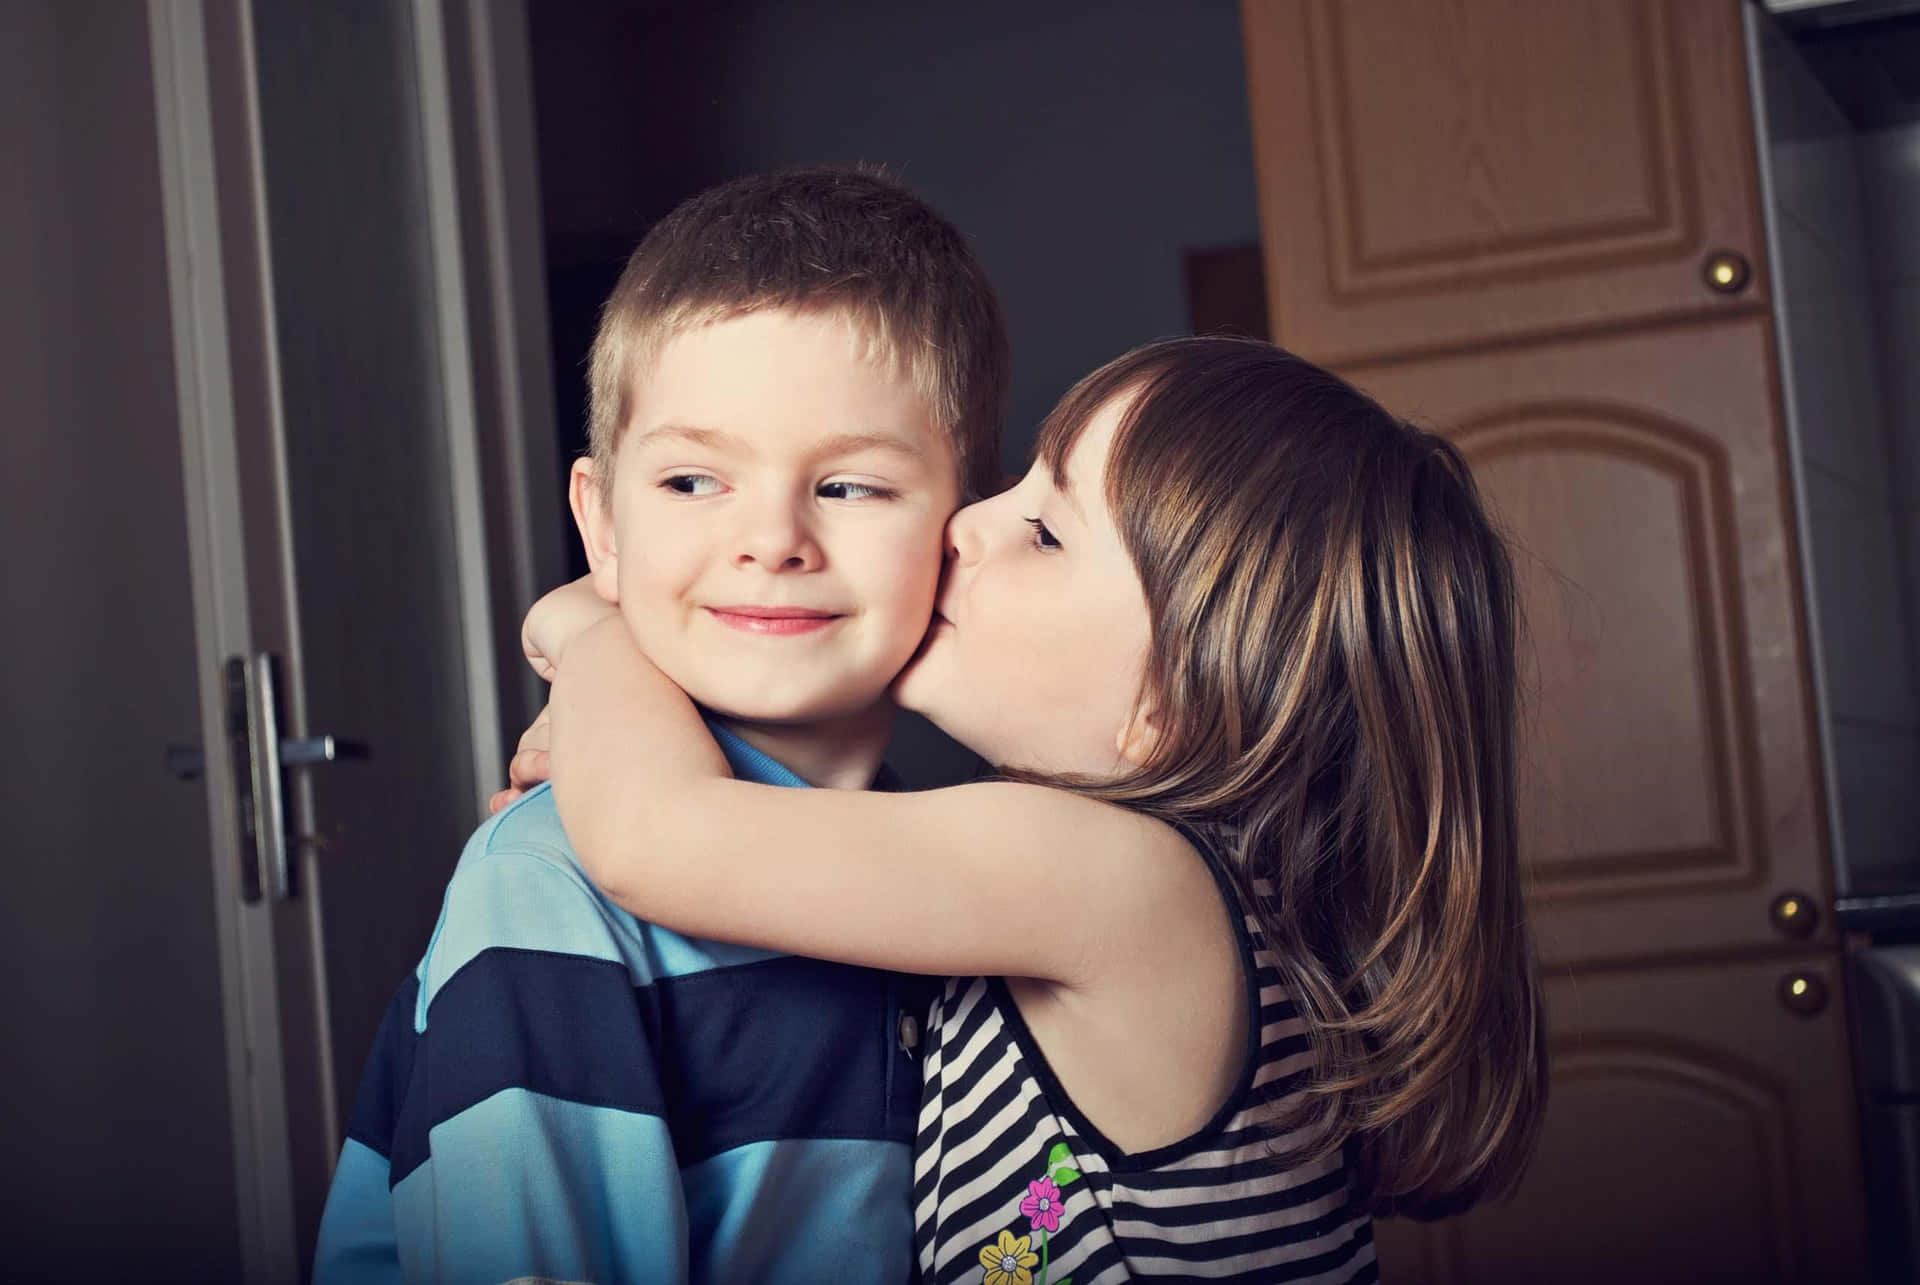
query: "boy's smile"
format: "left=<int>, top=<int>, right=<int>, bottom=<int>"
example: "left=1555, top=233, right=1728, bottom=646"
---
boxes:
left=575, top=308, right=960, bottom=729
left=705, top=605, right=841, bottom=635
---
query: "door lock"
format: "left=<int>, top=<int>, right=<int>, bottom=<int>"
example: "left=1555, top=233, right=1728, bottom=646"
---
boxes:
left=166, top=654, right=363, bottom=902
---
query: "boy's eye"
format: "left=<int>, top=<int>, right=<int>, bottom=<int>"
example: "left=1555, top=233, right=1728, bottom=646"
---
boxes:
left=1024, top=517, right=1061, bottom=551
left=818, top=480, right=895, bottom=501
left=662, top=474, right=723, bottom=496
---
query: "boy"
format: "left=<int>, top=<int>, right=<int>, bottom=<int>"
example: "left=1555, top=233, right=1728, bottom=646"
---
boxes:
left=312, top=167, right=1008, bottom=1284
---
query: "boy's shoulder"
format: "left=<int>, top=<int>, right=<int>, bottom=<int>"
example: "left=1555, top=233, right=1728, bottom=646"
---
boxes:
left=411, top=784, right=781, bottom=1025
left=461, top=779, right=586, bottom=884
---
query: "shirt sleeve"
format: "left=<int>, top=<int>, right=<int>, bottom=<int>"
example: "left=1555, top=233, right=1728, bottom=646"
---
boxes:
left=313, top=971, right=419, bottom=1285
left=311, top=1138, right=403, bottom=1285
left=379, top=843, right=689, bottom=1285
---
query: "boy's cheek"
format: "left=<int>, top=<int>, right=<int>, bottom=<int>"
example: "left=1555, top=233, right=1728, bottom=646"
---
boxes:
left=895, top=542, right=948, bottom=613
left=590, top=557, right=621, bottom=606
left=855, top=516, right=946, bottom=602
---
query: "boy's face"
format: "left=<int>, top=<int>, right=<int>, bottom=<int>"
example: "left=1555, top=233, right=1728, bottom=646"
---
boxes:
left=572, top=308, right=960, bottom=725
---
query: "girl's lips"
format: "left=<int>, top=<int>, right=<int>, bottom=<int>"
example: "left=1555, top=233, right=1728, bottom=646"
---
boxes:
left=705, top=606, right=841, bottom=636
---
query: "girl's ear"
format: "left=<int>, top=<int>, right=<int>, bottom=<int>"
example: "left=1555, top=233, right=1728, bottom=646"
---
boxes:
left=1115, top=702, right=1161, bottom=768
left=568, top=458, right=622, bottom=605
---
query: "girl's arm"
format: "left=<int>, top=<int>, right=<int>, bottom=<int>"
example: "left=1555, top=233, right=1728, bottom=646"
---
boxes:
left=549, top=617, right=1210, bottom=985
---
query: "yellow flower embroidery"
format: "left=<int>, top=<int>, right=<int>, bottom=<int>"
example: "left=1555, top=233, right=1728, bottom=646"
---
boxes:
left=978, top=1228, right=1040, bottom=1285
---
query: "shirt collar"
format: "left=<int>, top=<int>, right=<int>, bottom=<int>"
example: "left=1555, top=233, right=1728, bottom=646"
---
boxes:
left=702, top=716, right=901, bottom=792
left=704, top=717, right=810, bottom=789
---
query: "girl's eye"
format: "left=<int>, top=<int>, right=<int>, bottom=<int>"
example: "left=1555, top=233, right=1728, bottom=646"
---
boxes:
left=1024, top=516, right=1061, bottom=551
left=819, top=480, right=895, bottom=501
left=662, top=474, right=723, bottom=496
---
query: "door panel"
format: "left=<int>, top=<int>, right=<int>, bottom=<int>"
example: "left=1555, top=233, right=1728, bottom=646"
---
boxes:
left=0, top=1, right=242, bottom=1277
left=211, top=0, right=524, bottom=1260
left=1349, top=316, right=1828, bottom=966
left=1462, top=409, right=1761, bottom=896
left=0, top=0, right=548, bottom=1275
left=244, top=0, right=483, bottom=1129
left=1242, top=0, right=1768, bottom=366
left=145, top=0, right=547, bottom=1271
left=1376, top=953, right=1868, bottom=1284
left=1239, top=4, right=1863, bottom=1275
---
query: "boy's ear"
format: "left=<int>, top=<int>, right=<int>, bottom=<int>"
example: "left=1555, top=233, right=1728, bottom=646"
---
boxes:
left=1115, top=702, right=1161, bottom=769
left=568, top=458, right=621, bottom=605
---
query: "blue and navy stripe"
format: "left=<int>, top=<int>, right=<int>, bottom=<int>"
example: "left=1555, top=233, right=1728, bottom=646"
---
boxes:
left=313, top=726, right=927, bottom=1284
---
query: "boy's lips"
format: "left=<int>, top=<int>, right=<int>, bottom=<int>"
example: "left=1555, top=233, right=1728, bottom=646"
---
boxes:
left=705, top=605, right=843, bottom=636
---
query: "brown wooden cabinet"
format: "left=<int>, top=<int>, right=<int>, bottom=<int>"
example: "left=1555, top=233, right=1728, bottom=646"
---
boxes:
left=1376, top=952, right=1868, bottom=1285
left=1239, top=0, right=1871, bottom=1277
left=1242, top=0, right=1768, bottom=368
left=1349, top=316, right=1830, bottom=969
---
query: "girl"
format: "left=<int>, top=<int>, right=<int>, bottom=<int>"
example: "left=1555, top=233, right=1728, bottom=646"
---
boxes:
left=524, top=336, right=1546, bottom=1283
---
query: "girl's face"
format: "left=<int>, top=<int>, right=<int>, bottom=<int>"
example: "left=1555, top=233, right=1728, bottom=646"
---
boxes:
left=892, top=393, right=1154, bottom=777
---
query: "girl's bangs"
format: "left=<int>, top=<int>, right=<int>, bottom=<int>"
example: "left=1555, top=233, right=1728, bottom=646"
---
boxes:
left=1030, top=347, right=1179, bottom=499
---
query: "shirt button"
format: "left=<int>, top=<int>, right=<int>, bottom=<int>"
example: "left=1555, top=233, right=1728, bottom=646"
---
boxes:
left=898, top=1012, right=921, bottom=1053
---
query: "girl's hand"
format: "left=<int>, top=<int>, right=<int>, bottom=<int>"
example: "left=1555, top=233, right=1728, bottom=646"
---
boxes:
left=486, top=703, right=552, bottom=814
left=521, top=576, right=619, bottom=682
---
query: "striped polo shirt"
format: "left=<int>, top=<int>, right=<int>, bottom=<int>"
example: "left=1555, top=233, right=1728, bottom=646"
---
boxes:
left=312, top=724, right=926, bottom=1284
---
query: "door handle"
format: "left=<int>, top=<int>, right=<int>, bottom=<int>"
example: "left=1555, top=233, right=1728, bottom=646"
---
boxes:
left=1769, top=890, right=1819, bottom=940
left=242, top=652, right=293, bottom=901
left=167, top=655, right=364, bottom=902
left=164, top=735, right=358, bottom=781
left=1701, top=249, right=1751, bottom=295
left=1779, top=971, right=1828, bottom=1017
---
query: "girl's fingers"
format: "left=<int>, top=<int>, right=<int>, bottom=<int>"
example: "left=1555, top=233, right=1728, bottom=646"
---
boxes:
left=508, top=747, right=551, bottom=791
left=517, top=704, right=552, bottom=755
left=492, top=705, right=552, bottom=811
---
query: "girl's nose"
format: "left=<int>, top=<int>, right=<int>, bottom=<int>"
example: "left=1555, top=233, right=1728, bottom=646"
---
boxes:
left=945, top=496, right=991, bottom=567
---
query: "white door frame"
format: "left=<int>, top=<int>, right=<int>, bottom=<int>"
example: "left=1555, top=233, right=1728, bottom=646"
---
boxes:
left=150, top=3, right=298, bottom=1276
left=148, top=0, right=558, bottom=1275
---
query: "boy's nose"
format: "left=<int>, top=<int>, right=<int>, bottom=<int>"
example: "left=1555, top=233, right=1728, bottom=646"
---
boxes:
left=733, top=499, right=821, bottom=571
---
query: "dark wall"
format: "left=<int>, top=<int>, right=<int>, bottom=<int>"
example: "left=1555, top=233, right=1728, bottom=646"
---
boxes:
left=529, top=0, right=1260, bottom=468
left=1, top=1, right=243, bottom=1273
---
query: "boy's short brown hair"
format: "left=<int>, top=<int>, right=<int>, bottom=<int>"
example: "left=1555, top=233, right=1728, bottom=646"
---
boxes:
left=587, top=166, right=1009, bottom=500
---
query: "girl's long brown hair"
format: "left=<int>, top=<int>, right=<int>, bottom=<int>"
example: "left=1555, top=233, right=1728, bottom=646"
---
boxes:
left=1025, top=336, right=1547, bottom=1218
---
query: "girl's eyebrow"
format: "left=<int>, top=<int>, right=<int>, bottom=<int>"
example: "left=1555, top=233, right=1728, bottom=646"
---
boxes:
left=1050, top=467, right=1086, bottom=520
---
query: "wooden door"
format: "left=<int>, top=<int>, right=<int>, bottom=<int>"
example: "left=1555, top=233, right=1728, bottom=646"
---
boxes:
left=1241, top=0, right=1769, bottom=367
left=192, top=0, right=560, bottom=1269
left=1376, top=952, right=1868, bottom=1284
left=1349, top=316, right=1831, bottom=967
left=1238, top=0, right=1868, bottom=1275
left=133, top=1, right=558, bottom=1275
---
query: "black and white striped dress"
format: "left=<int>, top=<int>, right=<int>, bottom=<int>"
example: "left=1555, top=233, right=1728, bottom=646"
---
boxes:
left=910, top=840, right=1377, bottom=1284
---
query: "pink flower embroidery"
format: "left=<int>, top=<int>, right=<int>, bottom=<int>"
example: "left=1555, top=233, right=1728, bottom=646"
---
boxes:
left=1020, top=1175, right=1063, bottom=1233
